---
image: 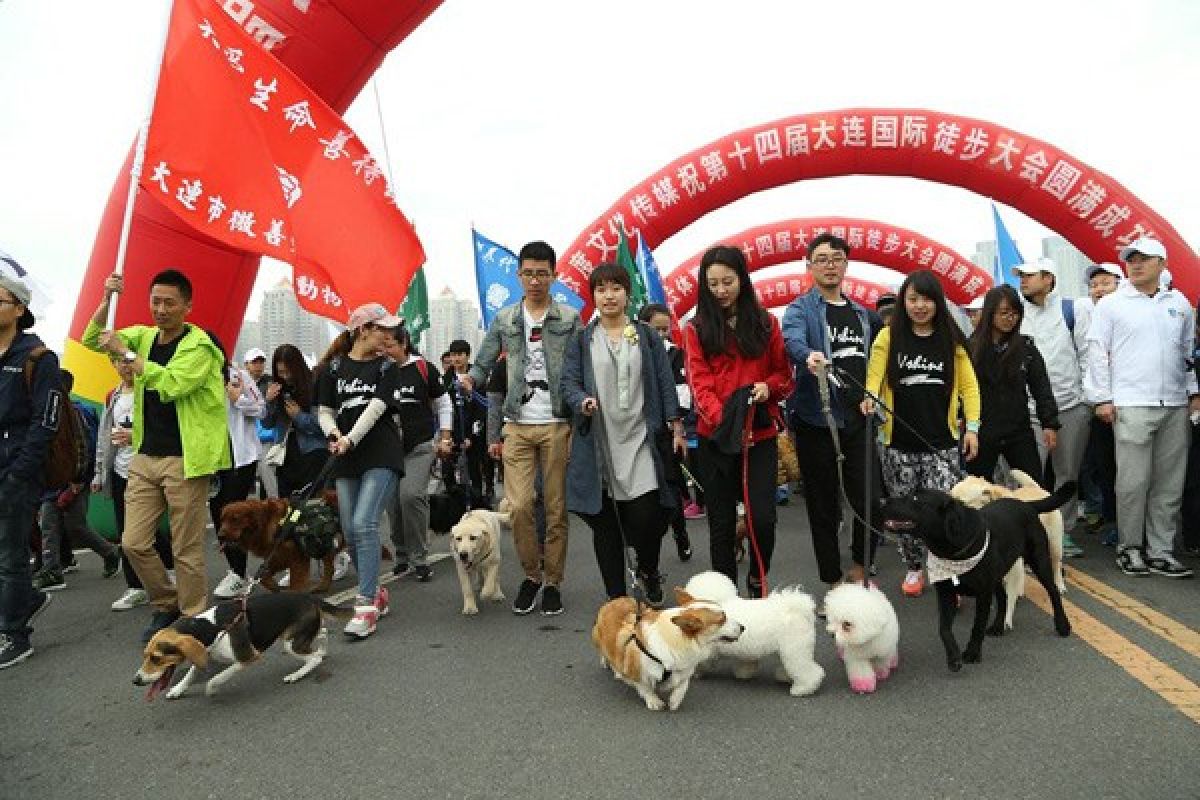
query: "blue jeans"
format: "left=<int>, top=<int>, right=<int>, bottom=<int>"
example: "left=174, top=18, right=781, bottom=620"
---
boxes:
left=336, top=468, right=398, bottom=600
left=0, top=477, right=39, bottom=641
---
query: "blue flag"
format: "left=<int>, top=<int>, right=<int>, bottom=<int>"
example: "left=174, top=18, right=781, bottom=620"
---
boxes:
left=636, top=233, right=667, bottom=306
left=473, top=229, right=584, bottom=326
left=991, top=203, right=1024, bottom=289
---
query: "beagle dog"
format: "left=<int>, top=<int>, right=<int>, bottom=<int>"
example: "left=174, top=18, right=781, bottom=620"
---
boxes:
left=134, top=593, right=351, bottom=701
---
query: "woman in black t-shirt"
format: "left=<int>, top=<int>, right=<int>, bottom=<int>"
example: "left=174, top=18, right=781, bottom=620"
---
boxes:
left=379, top=326, right=453, bottom=581
left=315, top=304, right=407, bottom=640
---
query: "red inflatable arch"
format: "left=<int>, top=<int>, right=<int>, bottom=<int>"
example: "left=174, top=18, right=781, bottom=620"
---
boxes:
left=752, top=271, right=892, bottom=312
left=557, top=108, right=1197, bottom=319
left=664, top=216, right=980, bottom=316
left=65, top=0, right=443, bottom=405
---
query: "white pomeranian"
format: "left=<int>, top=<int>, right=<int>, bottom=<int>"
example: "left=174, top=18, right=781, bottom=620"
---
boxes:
left=823, top=583, right=900, bottom=695
left=683, top=571, right=824, bottom=697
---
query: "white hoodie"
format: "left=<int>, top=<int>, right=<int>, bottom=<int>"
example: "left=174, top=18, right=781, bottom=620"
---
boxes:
left=1020, top=294, right=1083, bottom=411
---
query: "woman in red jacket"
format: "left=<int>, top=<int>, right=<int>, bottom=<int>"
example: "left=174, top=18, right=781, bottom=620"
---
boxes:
left=684, top=245, right=794, bottom=595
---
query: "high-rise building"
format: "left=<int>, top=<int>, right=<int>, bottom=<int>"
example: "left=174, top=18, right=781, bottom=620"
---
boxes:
left=1041, top=236, right=1090, bottom=299
left=234, top=279, right=333, bottom=366
left=970, top=240, right=998, bottom=274
left=425, top=287, right=482, bottom=362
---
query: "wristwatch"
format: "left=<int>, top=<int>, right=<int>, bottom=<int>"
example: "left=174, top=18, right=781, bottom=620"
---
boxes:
left=122, top=351, right=138, bottom=363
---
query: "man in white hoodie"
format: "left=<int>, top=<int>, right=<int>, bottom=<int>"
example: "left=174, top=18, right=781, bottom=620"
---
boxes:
left=1085, top=237, right=1197, bottom=578
left=1015, top=256, right=1089, bottom=557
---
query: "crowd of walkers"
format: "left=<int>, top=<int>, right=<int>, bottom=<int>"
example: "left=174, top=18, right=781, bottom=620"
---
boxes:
left=1, top=231, right=1195, bottom=669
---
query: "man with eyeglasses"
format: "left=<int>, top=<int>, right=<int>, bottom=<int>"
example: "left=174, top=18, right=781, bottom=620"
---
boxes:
left=462, top=241, right=580, bottom=615
left=1085, top=237, right=1197, bottom=578
left=782, top=233, right=884, bottom=594
left=0, top=273, right=57, bottom=669
left=1015, top=256, right=1089, bottom=557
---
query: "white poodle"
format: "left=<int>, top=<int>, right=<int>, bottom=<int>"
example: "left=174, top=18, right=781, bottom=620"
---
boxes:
left=823, top=583, right=900, bottom=695
left=683, top=571, right=824, bottom=697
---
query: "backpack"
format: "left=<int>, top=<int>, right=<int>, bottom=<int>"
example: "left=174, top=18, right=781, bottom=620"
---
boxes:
left=23, top=347, right=89, bottom=489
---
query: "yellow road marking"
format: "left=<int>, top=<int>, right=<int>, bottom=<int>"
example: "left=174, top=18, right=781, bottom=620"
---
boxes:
left=1024, top=579, right=1200, bottom=725
left=1065, top=567, right=1200, bottom=661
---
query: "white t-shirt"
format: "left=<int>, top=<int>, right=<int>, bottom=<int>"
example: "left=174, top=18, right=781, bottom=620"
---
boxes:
left=111, top=389, right=135, bottom=479
left=516, top=305, right=556, bottom=424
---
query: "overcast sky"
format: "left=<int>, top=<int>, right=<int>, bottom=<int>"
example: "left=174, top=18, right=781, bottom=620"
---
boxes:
left=1, top=0, right=1197, bottom=349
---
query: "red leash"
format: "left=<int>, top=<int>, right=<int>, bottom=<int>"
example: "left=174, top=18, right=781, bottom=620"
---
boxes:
left=740, top=394, right=768, bottom=598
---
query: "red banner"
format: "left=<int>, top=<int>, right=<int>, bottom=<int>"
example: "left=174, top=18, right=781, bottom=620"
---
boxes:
left=664, top=217, right=980, bottom=315
left=557, top=109, right=1197, bottom=318
left=752, top=272, right=892, bottom=312
left=142, top=0, right=425, bottom=323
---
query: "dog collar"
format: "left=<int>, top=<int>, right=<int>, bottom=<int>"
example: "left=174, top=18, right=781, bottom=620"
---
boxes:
left=627, top=632, right=672, bottom=686
left=926, top=531, right=990, bottom=586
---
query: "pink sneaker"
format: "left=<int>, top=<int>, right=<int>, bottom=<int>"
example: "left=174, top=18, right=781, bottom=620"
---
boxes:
left=683, top=502, right=705, bottom=520
left=375, top=586, right=390, bottom=618
left=344, top=596, right=379, bottom=639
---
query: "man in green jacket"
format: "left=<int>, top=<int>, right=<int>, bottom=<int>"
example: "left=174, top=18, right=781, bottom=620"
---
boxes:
left=84, top=269, right=229, bottom=641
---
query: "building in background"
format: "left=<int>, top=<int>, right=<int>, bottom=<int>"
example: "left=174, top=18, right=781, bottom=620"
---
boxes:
left=235, top=279, right=333, bottom=365
left=1041, top=236, right=1090, bottom=299
left=424, top=287, right=482, bottom=361
left=970, top=240, right=998, bottom=274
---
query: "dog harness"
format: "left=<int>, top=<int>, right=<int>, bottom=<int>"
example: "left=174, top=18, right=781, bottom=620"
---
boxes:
left=926, top=531, right=990, bottom=586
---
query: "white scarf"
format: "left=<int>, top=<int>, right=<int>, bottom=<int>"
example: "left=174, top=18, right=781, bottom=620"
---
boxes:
left=925, top=532, right=989, bottom=586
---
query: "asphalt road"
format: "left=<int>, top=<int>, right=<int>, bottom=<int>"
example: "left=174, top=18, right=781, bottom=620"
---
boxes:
left=4, top=498, right=1198, bottom=800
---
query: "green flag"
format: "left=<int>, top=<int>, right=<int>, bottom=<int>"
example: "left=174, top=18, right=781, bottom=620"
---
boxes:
left=616, top=227, right=648, bottom=318
left=400, top=267, right=429, bottom=349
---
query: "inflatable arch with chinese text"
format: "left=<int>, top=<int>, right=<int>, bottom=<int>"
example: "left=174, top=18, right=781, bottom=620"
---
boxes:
left=557, top=109, right=1197, bottom=319
left=64, top=0, right=444, bottom=406
left=664, top=217, right=979, bottom=316
left=753, top=271, right=892, bottom=312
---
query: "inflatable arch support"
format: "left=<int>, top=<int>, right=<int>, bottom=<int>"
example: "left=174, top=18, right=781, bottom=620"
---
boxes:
left=557, top=108, right=1196, bottom=319
left=65, top=0, right=444, bottom=405
left=664, top=216, right=980, bottom=317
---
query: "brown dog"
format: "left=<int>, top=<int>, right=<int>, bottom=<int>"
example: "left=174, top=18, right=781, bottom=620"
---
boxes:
left=217, top=497, right=342, bottom=593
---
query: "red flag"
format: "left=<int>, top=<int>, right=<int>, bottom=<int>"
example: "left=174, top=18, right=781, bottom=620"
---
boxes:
left=141, top=0, right=425, bottom=323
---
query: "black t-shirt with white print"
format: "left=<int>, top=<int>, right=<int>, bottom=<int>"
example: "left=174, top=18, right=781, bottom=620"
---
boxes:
left=890, top=331, right=954, bottom=452
left=825, top=300, right=866, bottom=414
left=389, top=358, right=445, bottom=453
left=316, top=355, right=405, bottom=479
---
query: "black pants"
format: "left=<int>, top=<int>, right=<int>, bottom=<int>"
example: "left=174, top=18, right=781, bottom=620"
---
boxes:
left=1089, top=417, right=1118, bottom=524
left=277, top=448, right=330, bottom=499
left=793, top=417, right=881, bottom=585
left=1183, top=421, right=1200, bottom=548
left=579, top=490, right=667, bottom=599
left=208, top=463, right=258, bottom=578
left=111, top=472, right=174, bottom=589
left=969, top=429, right=1045, bottom=487
left=699, top=435, right=777, bottom=590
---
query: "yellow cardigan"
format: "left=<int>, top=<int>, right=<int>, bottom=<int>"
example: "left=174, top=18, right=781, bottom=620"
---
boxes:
left=864, top=327, right=981, bottom=447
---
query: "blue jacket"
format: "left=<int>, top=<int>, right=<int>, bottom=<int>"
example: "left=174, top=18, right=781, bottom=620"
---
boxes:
left=781, top=288, right=882, bottom=428
left=0, top=331, right=61, bottom=489
left=262, top=397, right=326, bottom=455
left=560, top=320, right=680, bottom=516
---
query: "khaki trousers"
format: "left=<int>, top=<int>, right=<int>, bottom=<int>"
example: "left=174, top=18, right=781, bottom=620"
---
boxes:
left=122, top=454, right=211, bottom=615
left=502, top=422, right=571, bottom=586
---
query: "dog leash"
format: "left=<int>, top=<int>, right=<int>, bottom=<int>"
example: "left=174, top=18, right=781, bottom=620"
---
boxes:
left=740, top=393, right=769, bottom=598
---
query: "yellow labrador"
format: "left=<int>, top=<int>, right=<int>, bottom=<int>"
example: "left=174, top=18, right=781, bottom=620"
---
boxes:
left=449, top=509, right=510, bottom=615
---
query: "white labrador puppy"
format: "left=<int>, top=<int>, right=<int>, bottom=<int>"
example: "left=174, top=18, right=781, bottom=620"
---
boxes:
left=449, top=509, right=510, bottom=615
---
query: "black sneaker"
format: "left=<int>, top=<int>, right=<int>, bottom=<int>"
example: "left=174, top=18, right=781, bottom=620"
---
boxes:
left=673, top=530, right=692, bottom=562
left=32, top=567, right=66, bottom=592
left=540, top=585, right=564, bottom=616
left=1145, top=556, right=1194, bottom=579
left=23, top=590, right=51, bottom=629
left=1116, top=548, right=1149, bottom=576
left=0, top=635, right=33, bottom=670
left=141, top=609, right=181, bottom=644
left=392, top=562, right=413, bottom=578
left=61, top=558, right=79, bottom=575
left=413, top=564, right=433, bottom=583
left=102, top=548, right=121, bottom=579
left=639, top=572, right=664, bottom=607
left=512, top=579, right=542, bottom=615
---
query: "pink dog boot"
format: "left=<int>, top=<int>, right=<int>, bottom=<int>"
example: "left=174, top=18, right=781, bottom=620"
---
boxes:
left=849, top=675, right=877, bottom=694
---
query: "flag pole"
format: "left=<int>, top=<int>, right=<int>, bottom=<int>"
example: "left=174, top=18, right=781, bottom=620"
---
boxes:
left=107, top=0, right=175, bottom=330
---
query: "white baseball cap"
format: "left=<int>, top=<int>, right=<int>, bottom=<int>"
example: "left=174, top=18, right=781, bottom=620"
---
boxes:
left=1012, top=256, right=1057, bottom=277
left=1119, top=236, right=1167, bottom=262
left=242, top=347, right=267, bottom=363
left=1085, top=262, right=1125, bottom=282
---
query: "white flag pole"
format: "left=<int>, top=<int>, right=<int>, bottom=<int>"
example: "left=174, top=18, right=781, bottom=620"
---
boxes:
left=106, top=0, right=176, bottom=330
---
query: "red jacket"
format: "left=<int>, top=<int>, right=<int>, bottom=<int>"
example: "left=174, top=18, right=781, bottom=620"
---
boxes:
left=683, top=315, right=794, bottom=444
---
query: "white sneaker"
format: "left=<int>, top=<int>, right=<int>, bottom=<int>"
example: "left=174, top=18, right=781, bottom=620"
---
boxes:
left=332, top=551, right=352, bottom=581
left=277, top=570, right=291, bottom=588
left=111, top=588, right=149, bottom=612
left=213, top=571, right=249, bottom=598
left=343, top=596, right=379, bottom=639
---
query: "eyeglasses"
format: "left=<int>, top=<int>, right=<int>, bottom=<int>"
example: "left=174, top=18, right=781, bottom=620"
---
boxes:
left=520, top=270, right=553, bottom=282
left=809, top=255, right=848, bottom=267
left=995, top=309, right=1020, bottom=319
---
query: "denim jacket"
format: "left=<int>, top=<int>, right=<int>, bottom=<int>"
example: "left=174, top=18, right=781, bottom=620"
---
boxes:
left=469, top=300, right=581, bottom=423
left=781, top=288, right=881, bottom=428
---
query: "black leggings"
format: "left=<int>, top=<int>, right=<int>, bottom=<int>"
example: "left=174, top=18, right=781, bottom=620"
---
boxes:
left=699, top=435, right=778, bottom=591
left=579, top=490, right=668, bottom=599
left=208, top=463, right=258, bottom=578
left=112, top=471, right=174, bottom=589
left=968, top=429, right=1044, bottom=487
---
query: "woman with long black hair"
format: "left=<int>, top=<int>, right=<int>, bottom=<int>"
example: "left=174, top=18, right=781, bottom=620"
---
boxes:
left=966, top=284, right=1059, bottom=485
left=264, top=344, right=329, bottom=498
left=863, top=270, right=980, bottom=598
left=683, top=245, right=793, bottom=596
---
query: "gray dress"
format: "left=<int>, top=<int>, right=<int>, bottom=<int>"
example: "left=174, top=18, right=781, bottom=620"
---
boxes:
left=590, top=328, right=657, bottom=502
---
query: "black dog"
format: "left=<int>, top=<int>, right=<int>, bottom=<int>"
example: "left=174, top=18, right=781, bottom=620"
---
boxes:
left=879, top=484, right=1073, bottom=672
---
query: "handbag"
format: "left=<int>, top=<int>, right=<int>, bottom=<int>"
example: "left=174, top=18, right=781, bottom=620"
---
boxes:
left=264, top=428, right=289, bottom=467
